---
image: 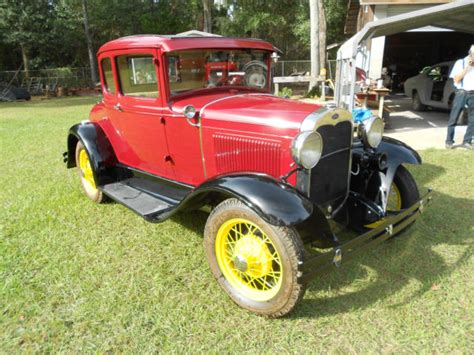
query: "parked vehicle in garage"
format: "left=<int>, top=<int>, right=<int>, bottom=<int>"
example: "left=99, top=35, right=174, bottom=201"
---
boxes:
left=404, top=61, right=455, bottom=111
left=64, top=35, right=432, bottom=317
left=404, top=61, right=468, bottom=123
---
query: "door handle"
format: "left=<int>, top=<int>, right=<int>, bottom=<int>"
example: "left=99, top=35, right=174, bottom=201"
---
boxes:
left=113, top=103, right=122, bottom=111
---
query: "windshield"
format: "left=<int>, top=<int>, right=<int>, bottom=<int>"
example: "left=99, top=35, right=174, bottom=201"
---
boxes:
left=166, top=49, right=271, bottom=96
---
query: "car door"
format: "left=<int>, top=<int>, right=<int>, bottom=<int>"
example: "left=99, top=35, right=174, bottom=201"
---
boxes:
left=159, top=52, right=206, bottom=186
left=112, top=49, right=174, bottom=179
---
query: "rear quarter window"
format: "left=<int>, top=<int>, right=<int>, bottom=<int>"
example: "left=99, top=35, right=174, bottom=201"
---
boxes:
left=101, top=58, right=116, bottom=94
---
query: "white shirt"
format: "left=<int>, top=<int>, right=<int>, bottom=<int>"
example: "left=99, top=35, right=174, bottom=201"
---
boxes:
left=450, top=56, right=474, bottom=91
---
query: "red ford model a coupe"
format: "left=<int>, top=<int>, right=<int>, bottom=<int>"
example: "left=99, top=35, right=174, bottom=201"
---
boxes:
left=64, top=35, right=432, bottom=317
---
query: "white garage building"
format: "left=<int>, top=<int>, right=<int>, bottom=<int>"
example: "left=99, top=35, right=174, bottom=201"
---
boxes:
left=345, top=0, right=473, bottom=81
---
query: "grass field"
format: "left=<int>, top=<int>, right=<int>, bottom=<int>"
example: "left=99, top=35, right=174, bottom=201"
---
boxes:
left=1, top=97, right=473, bottom=352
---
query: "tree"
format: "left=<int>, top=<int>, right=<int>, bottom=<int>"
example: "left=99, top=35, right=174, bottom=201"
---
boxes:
left=215, top=1, right=306, bottom=60
left=309, top=0, right=320, bottom=88
left=0, top=1, right=55, bottom=77
left=202, top=0, right=212, bottom=33
left=318, top=0, right=327, bottom=72
left=81, top=0, right=98, bottom=85
left=293, top=0, right=349, bottom=60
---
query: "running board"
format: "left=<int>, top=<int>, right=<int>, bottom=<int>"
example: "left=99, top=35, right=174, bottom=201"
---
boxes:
left=101, top=180, right=176, bottom=221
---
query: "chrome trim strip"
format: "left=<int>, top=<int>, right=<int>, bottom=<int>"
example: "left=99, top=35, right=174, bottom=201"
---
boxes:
left=199, top=123, right=207, bottom=179
left=300, top=107, right=353, bottom=132
left=199, top=93, right=274, bottom=118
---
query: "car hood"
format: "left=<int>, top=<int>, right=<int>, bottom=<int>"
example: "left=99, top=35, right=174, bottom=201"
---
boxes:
left=171, top=93, right=320, bottom=131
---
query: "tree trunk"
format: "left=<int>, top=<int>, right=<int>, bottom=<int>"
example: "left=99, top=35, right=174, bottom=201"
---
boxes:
left=20, top=43, right=29, bottom=80
left=202, top=0, right=212, bottom=33
left=318, top=0, right=327, bottom=74
left=82, top=0, right=98, bottom=86
left=309, top=0, right=320, bottom=90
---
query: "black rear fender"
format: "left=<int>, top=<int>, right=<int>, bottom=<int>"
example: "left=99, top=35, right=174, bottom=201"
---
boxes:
left=66, top=122, right=117, bottom=186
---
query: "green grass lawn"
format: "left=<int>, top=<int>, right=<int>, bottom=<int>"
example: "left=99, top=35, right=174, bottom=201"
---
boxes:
left=1, top=97, right=473, bottom=352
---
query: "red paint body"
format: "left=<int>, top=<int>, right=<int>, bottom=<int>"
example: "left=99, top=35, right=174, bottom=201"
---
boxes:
left=91, top=35, right=321, bottom=187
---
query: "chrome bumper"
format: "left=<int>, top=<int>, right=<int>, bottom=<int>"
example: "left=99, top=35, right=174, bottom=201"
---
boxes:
left=300, top=188, right=433, bottom=283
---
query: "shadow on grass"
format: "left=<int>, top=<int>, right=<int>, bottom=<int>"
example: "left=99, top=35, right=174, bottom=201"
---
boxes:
left=290, top=162, right=474, bottom=318
left=100, top=162, right=472, bottom=319
left=171, top=209, right=208, bottom=235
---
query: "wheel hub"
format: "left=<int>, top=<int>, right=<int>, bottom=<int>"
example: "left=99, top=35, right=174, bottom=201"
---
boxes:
left=232, top=234, right=272, bottom=278
left=233, top=255, right=248, bottom=272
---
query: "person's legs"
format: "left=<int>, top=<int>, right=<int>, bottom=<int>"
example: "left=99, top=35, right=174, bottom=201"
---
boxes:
left=446, top=90, right=467, bottom=144
left=462, top=92, right=474, bottom=145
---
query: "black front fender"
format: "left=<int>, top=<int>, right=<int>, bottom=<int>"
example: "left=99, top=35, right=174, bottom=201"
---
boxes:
left=66, top=122, right=117, bottom=185
left=376, top=136, right=422, bottom=166
left=187, top=174, right=313, bottom=226
left=352, top=136, right=421, bottom=192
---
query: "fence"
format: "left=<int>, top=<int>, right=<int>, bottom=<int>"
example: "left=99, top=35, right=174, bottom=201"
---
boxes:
left=0, top=60, right=337, bottom=95
left=0, top=67, right=93, bottom=92
left=273, top=60, right=337, bottom=81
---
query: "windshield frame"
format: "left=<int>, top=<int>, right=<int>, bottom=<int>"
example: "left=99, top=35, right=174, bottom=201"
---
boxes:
left=163, top=48, right=273, bottom=100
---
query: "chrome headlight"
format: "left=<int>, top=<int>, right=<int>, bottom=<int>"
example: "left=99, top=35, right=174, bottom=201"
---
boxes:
left=291, top=131, right=323, bottom=169
left=360, top=116, right=384, bottom=148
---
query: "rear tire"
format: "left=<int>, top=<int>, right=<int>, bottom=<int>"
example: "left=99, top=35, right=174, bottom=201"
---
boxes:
left=75, top=141, right=105, bottom=203
left=412, top=91, right=426, bottom=111
left=204, top=198, right=306, bottom=317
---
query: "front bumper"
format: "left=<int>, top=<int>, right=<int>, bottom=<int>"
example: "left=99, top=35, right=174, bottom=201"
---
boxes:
left=300, top=188, right=433, bottom=283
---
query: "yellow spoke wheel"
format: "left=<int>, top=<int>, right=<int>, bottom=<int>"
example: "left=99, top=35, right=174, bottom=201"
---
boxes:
left=79, top=148, right=97, bottom=191
left=204, top=198, right=306, bottom=317
left=386, top=183, right=402, bottom=211
left=215, top=218, right=283, bottom=301
left=75, top=141, right=104, bottom=203
left=364, top=165, right=419, bottom=229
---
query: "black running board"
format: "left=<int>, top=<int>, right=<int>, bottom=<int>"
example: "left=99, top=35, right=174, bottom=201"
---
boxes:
left=101, top=179, right=177, bottom=222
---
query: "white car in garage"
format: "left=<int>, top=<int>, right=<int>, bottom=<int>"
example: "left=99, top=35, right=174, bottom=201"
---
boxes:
left=404, top=61, right=455, bottom=111
left=404, top=61, right=467, bottom=123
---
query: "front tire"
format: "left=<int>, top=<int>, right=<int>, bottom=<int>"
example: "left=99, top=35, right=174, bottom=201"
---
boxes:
left=75, top=141, right=105, bottom=203
left=204, top=198, right=306, bottom=317
left=412, top=91, right=426, bottom=111
left=388, top=165, right=420, bottom=211
left=365, top=165, right=419, bottom=230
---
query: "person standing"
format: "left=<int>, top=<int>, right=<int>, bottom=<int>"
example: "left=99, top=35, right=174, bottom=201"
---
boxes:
left=445, top=45, right=474, bottom=149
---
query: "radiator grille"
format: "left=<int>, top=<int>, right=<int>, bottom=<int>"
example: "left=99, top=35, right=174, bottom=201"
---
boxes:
left=214, top=134, right=281, bottom=176
left=309, top=121, right=353, bottom=208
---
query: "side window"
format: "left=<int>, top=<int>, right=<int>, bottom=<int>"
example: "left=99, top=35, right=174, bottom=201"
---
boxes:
left=101, top=58, right=116, bottom=94
left=116, top=55, right=158, bottom=98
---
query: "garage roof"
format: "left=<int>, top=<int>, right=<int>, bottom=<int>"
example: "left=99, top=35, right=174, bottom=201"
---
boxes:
left=341, top=0, right=474, bottom=58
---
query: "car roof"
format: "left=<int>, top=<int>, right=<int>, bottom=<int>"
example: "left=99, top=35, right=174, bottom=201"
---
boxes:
left=430, top=61, right=454, bottom=67
left=98, top=35, right=277, bottom=54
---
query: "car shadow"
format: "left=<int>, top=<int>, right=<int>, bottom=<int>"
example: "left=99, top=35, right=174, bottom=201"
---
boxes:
left=154, top=162, right=471, bottom=320
left=171, top=209, right=208, bottom=235
left=290, top=162, right=473, bottom=318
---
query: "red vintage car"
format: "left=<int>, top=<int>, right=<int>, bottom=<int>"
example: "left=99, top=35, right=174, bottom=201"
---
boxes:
left=64, top=35, right=432, bottom=317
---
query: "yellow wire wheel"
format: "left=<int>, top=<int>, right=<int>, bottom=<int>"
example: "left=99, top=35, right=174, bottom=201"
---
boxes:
left=75, top=141, right=104, bottom=203
left=215, top=218, right=283, bottom=301
left=365, top=165, right=419, bottom=229
left=386, top=182, right=402, bottom=211
left=204, top=198, right=306, bottom=317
